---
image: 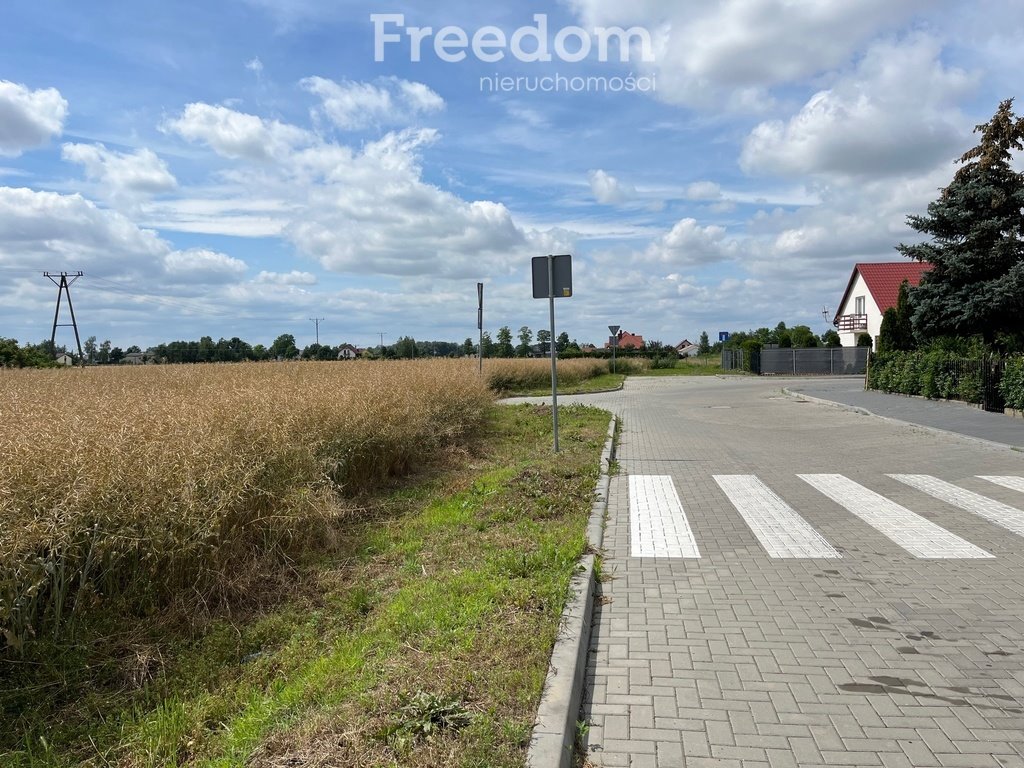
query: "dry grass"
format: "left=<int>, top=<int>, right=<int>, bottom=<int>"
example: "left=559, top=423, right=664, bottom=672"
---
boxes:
left=0, top=361, right=493, bottom=651
left=483, top=357, right=613, bottom=393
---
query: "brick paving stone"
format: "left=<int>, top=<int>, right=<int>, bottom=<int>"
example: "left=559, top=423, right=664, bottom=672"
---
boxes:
left=536, top=377, right=1024, bottom=767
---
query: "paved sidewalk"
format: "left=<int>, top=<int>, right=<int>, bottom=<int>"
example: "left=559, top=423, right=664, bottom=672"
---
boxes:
left=561, top=376, right=1024, bottom=768
left=785, top=377, right=1024, bottom=449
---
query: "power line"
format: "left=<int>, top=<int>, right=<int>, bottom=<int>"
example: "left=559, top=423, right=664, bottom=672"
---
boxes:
left=82, top=275, right=241, bottom=319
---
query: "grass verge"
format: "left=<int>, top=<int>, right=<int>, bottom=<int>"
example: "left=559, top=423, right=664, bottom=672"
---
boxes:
left=1, top=402, right=610, bottom=768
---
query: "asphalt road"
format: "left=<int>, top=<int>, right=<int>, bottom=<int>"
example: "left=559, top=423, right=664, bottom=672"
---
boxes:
left=785, top=377, right=1024, bottom=450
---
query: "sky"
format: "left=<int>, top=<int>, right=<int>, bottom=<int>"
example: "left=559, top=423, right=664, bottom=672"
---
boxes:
left=1, top=1, right=1022, bottom=351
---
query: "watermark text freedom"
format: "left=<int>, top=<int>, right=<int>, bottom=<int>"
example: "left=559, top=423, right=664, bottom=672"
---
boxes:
left=372, top=13, right=655, bottom=64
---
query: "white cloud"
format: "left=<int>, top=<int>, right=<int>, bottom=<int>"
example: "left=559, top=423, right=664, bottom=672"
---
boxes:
left=0, top=81, right=68, bottom=156
left=0, top=186, right=165, bottom=271
left=643, top=218, right=737, bottom=265
left=301, top=76, right=444, bottom=131
left=164, top=103, right=313, bottom=161
left=245, top=57, right=264, bottom=74
left=160, top=104, right=548, bottom=278
left=740, top=35, right=976, bottom=178
left=140, top=196, right=290, bottom=238
left=255, top=270, right=317, bottom=285
left=62, top=143, right=177, bottom=204
left=0, top=187, right=251, bottom=289
left=567, top=0, right=932, bottom=108
left=588, top=169, right=635, bottom=204
left=683, top=181, right=723, bottom=201
left=163, top=248, right=247, bottom=283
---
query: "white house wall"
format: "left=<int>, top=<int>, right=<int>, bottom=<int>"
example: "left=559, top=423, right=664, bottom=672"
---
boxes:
left=838, top=272, right=882, bottom=348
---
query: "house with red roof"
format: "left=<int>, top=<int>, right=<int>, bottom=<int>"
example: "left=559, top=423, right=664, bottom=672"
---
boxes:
left=605, top=330, right=644, bottom=350
left=833, top=262, right=932, bottom=348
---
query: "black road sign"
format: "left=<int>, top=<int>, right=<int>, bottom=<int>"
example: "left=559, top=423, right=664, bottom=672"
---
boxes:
left=532, top=254, right=573, bottom=299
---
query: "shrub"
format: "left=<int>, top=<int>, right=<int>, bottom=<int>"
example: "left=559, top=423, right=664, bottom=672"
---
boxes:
left=482, top=357, right=611, bottom=393
left=1000, top=357, right=1024, bottom=410
left=867, top=348, right=991, bottom=405
left=740, top=340, right=762, bottom=373
left=609, top=357, right=648, bottom=375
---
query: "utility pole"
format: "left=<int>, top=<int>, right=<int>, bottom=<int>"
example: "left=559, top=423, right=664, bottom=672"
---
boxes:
left=44, top=271, right=85, bottom=366
left=378, top=332, right=385, bottom=357
left=310, top=317, right=325, bottom=345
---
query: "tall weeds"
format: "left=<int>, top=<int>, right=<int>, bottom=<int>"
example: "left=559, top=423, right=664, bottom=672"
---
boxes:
left=0, top=361, right=492, bottom=651
left=483, top=357, right=612, bottom=392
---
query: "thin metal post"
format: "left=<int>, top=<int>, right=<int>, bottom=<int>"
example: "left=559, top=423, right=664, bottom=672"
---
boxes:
left=64, top=280, right=83, bottom=367
left=477, top=282, right=483, bottom=375
left=548, top=255, right=559, bottom=453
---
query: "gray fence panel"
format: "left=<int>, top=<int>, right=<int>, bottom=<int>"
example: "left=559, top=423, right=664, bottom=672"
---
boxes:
left=760, top=347, right=867, bottom=376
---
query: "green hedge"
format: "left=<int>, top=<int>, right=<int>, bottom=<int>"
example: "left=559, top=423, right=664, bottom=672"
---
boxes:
left=740, top=340, right=762, bottom=374
left=1000, top=357, right=1024, bottom=410
left=868, top=350, right=987, bottom=404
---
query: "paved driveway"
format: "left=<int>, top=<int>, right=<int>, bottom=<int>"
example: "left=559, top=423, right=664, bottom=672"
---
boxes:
left=522, top=376, right=1024, bottom=767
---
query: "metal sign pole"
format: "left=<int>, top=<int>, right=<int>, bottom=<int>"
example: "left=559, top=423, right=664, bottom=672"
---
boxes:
left=548, top=255, right=559, bottom=453
left=477, top=282, right=483, bottom=375
left=608, top=325, right=620, bottom=375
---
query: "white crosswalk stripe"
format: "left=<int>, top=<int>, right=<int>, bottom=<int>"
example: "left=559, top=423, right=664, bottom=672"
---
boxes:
left=629, top=475, right=701, bottom=558
left=890, top=474, right=1024, bottom=539
left=978, top=475, right=1024, bottom=494
left=799, top=474, right=992, bottom=559
left=628, top=473, right=1024, bottom=560
left=713, top=475, right=842, bottom=559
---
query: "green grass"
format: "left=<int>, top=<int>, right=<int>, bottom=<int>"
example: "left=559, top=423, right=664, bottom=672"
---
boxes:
left=1, top=403, right=610, bottom=768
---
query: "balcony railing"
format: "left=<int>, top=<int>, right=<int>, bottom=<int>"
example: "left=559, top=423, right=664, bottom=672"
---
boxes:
left=835, top=314, right=868, bottom=332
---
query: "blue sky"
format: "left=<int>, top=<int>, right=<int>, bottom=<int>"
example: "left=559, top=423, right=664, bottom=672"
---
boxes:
left=1, top=0, right=1021, bottom=351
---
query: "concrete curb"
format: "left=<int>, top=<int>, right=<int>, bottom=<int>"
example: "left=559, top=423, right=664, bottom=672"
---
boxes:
left=526, top=415, right=617, bottom=768
left=782, top=387, right=1020, bottom=453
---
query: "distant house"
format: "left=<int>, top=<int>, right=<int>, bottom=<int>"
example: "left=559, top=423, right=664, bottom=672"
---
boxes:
left=606, top=330, right=644, bottom=350
left=833, top=262, right=932, bottom=348
left=675, top=341, right=700, bottom=358
left=56, top=353, right=74, bottom=366
left=337, top=344, right=360, bottom=360
left=528, top=343, right=553, bottom=358
left=580, top=344, right=597, bottom=354
left=122, top=351, right=146, bottom=365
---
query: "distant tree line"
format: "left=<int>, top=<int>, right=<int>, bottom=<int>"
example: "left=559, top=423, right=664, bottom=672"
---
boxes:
left=719, top=323, right=842, bottom=352
left=0, top=338, right=61, bottom=368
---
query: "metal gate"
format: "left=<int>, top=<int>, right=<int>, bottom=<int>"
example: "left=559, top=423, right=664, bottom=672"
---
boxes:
left=983, top=358, right=1006, bottom=413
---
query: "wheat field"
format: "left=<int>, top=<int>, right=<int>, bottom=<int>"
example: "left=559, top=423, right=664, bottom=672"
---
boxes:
left=0, top=361, right=494, bottom=651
